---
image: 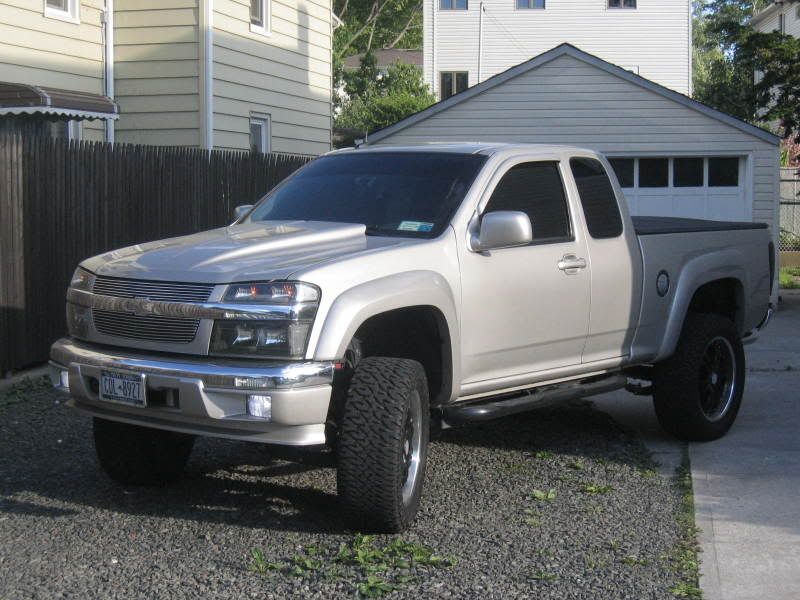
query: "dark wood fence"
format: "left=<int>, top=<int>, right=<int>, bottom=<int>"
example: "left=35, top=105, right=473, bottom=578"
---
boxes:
left=0, top=134, right=311, bottom=374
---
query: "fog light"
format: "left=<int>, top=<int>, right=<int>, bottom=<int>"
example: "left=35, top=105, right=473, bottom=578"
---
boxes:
left=247, top=394, right=272, bottom=420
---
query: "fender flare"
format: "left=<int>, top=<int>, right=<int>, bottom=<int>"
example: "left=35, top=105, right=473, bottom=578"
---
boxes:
left=311, top=270, right=460, bottom=397
left=656, top=248, right=747, bottom=361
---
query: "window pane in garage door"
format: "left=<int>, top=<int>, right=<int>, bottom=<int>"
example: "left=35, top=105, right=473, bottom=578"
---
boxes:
left=639, top=158, right=668, bottom=187
left=709, top=158, right=739, bottom=187
left=674, top=158, right=704, bottom=187
left=609, top=158, right=634, bottom=188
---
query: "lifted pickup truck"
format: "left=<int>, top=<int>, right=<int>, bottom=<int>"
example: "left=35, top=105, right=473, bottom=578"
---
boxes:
left=50, top=143, right=774, bottom=532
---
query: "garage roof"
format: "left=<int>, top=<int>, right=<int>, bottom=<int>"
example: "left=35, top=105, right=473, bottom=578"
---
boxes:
left=0, top=82, right=118, bottom=121
left=365, top=44, right=779, bottom=146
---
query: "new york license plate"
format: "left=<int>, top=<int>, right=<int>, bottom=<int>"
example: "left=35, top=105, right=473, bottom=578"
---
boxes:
left=99, top=370, right=146, bottom=407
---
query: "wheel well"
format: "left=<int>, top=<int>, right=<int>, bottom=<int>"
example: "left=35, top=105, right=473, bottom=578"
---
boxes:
left=350, top=306, right=453, bottom=407
left=688, top=278, right=744, bottom=330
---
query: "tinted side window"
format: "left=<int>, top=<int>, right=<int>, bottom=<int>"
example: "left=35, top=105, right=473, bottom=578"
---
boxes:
left=484, top=161, right=571, bottom=241
left=570, top=157, right=623, bottom=239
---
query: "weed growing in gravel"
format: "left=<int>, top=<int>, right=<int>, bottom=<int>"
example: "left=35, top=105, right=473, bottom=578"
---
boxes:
left=667, top=455, right=703, bottom=599
left=533, top=450, right=553, bottom=459
left=0, top=375, right=51, bottom=406
left=582, top=483, right=614, bottom=495
left=639, top=468, right=658, bottom=479
left=568, top=460, right=585, bottom=470
left=522, top=508, right=541, bottom=526
left=622, top=556, right=649, bottom=567
left=249, top=535, right=454, bottom=597
left=531, top=488, right=557, bottom=502
left=530, top=571, right=559, bottom=582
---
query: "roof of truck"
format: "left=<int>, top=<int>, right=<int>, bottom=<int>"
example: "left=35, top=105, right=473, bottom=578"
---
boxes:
left=331, top=142, right=595, bottom=157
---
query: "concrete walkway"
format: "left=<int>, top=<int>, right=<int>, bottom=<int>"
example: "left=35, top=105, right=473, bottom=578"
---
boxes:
left=594, top=292, right=800, bottom=599
left=691, top=292, right=800, bottom=600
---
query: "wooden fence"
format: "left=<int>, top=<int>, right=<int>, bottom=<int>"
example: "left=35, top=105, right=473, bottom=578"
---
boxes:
left=0, top=134, right=311, bottom=374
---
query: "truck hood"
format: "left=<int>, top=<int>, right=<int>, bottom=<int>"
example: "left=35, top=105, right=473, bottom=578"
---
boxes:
left=81, top=221, right=398, bottom=284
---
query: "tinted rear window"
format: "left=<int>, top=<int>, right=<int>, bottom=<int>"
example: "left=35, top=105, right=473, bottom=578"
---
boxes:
left=570, top=157, right=623, bottom=239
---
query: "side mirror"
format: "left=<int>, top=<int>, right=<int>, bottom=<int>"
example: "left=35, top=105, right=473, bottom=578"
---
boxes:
left=233, top=204, right=254, bottom=221
left=473, top=211, right=533, bottom=251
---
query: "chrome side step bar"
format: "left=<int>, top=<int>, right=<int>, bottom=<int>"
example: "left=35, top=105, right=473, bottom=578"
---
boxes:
left=442, top=374, right=627, bottom=425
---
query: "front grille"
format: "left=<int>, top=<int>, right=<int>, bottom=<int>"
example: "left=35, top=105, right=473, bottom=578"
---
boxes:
left=92, top=277, right=215, bottom=303
left=93, top=309, right=200, bottom=344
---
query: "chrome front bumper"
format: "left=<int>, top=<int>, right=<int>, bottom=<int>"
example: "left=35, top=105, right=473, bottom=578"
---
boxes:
left=49, top=338, right=335, bottom=446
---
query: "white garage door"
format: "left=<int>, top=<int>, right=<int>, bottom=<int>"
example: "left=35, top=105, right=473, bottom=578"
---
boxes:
left=608, top=156, right=749, bottom=221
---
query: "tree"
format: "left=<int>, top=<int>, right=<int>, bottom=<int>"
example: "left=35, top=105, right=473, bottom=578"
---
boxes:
left=336, top=61, right=436, bottom=139
left=333, top=0, right=422, bottom=61
left=694, top=0, right=800, bottom=151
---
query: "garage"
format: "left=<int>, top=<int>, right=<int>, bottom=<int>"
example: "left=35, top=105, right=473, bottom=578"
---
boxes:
left=364, top=44, right=779, bottom=237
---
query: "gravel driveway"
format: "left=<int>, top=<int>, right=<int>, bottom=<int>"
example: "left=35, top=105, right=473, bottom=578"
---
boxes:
left=0, top=378, right=694, bottom=599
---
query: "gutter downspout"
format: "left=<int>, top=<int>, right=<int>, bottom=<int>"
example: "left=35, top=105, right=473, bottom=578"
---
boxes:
left=432, top=0, right=437, bottom=96
left=687, top=0, right=693, bottom=97
left=478, top=1, right=484, bottom=83
left=200, top=0, right=214, bottom=150
left=103, top=0, right=114, bottom=143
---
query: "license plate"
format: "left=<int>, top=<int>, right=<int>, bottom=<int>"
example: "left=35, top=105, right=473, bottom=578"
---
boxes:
left=99, top=370, right=146, bottom=407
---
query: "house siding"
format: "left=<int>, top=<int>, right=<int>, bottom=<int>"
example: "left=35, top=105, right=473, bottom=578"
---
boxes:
left=0, top=0, right=106, bottom=140
left=113, top=0, right=201, bottom=146
left=425, top=0, right=691, bottom=97
left=371, top=54, right=778, bottom=237
left=211, top=0, right=332, bottom=154
left=753, top=1, right=800, bottom=37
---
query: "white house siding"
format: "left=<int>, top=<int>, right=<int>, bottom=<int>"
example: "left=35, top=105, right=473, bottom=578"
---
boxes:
left=425, top=0, right=691, bottom=97
left=370, top=54, right=779, bottom=240
left=114, top=0, right=201, bottom=146
left=0, top=0, right=106, bottom=140
left=212, top=0, right=332, bottom=154
left=753, top=2, right=800, bottom=37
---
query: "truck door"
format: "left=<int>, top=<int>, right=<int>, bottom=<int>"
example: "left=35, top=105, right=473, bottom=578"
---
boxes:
left=567, top=157, right=641, bottom=364
left=458, top=159, right=592, bottom=391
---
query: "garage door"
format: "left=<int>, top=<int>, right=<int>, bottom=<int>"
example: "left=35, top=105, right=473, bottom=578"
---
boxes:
left=608, top=156, right=749, bottom=221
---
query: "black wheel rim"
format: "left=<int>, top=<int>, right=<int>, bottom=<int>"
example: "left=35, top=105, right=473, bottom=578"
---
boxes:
left=698, top=335, right=737, bottom=422
left=401, top=390, right=422, bottom=505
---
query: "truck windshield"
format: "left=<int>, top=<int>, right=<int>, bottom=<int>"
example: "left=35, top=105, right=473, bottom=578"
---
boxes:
left=247, top=152, right=488, bottom=238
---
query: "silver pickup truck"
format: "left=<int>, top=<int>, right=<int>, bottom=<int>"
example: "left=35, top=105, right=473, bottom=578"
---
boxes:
left=50, top=143, right=774, bottom=532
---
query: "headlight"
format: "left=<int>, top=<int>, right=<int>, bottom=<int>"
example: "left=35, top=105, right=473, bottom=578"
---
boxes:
left=222, top=282, right=319, bottom=304
left=69, top=267, right=94, bottom=292
left=210, top=281, right=319, bottom=359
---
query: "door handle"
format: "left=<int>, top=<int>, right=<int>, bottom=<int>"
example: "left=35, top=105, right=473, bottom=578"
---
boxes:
left=558, top=254, right=587, bottom=273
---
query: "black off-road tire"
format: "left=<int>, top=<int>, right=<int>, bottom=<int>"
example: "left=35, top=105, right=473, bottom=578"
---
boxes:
left=652, top=313, right=745, bottom=442
left=93, top=418, right=195, bottom=486
left=336, top=357, right=429, bottom=533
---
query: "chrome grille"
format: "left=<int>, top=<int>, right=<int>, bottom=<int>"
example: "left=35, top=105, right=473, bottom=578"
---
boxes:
left=92, top=277, right=215, bottom=303
left=93, top=309, right=200, bottom=344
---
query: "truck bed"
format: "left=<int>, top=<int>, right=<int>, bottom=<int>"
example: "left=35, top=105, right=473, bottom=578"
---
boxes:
left=632, top=216, right=768, bottom=236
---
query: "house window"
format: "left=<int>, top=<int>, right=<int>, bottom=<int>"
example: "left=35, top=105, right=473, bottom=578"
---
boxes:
left=609, top=158, right=635, bottom=188
left=44, top=0, right=79, bottom=23
left=440, top=72, right=468, bottom=100
left=49, top=120, right=81, bottom=141
left=250, top=0, right=271, bottom=35
left=638, top=158, right=669, bottom=188
left=608, top=0, right=636, bottom=8
left=708, top=157, right=739, bottom=187
left=517, top=0, right=545, bottom=8
left=673, top=158, right=704, bottom=187
left=249, top=115, right=271, bottom=154
left=440, top=0, right=468, bottom=10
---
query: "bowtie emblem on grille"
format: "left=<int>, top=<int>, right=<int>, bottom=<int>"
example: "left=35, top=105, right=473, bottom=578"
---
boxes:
left=131, top=297, right=155, bottom=317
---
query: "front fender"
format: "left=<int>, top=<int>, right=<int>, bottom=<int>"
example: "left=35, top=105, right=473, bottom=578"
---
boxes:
left=656, top=248, right=747, bottom=361
left=311, top=270, right=460, bottom=393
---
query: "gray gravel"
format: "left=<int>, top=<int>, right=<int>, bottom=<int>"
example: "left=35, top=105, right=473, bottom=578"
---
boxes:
left=1, top=380, right=688, bottom=599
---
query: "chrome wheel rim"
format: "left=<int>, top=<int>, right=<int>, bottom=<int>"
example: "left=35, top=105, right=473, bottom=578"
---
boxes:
left=401, top=390, right=423, bottom=505
left=698, top=336, right=737, bottom=422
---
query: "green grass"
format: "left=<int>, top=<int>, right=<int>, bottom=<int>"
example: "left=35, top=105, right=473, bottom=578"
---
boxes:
left=667, top=453, right=703, bottom=599
left=780, top=266, right=800, bottom=289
